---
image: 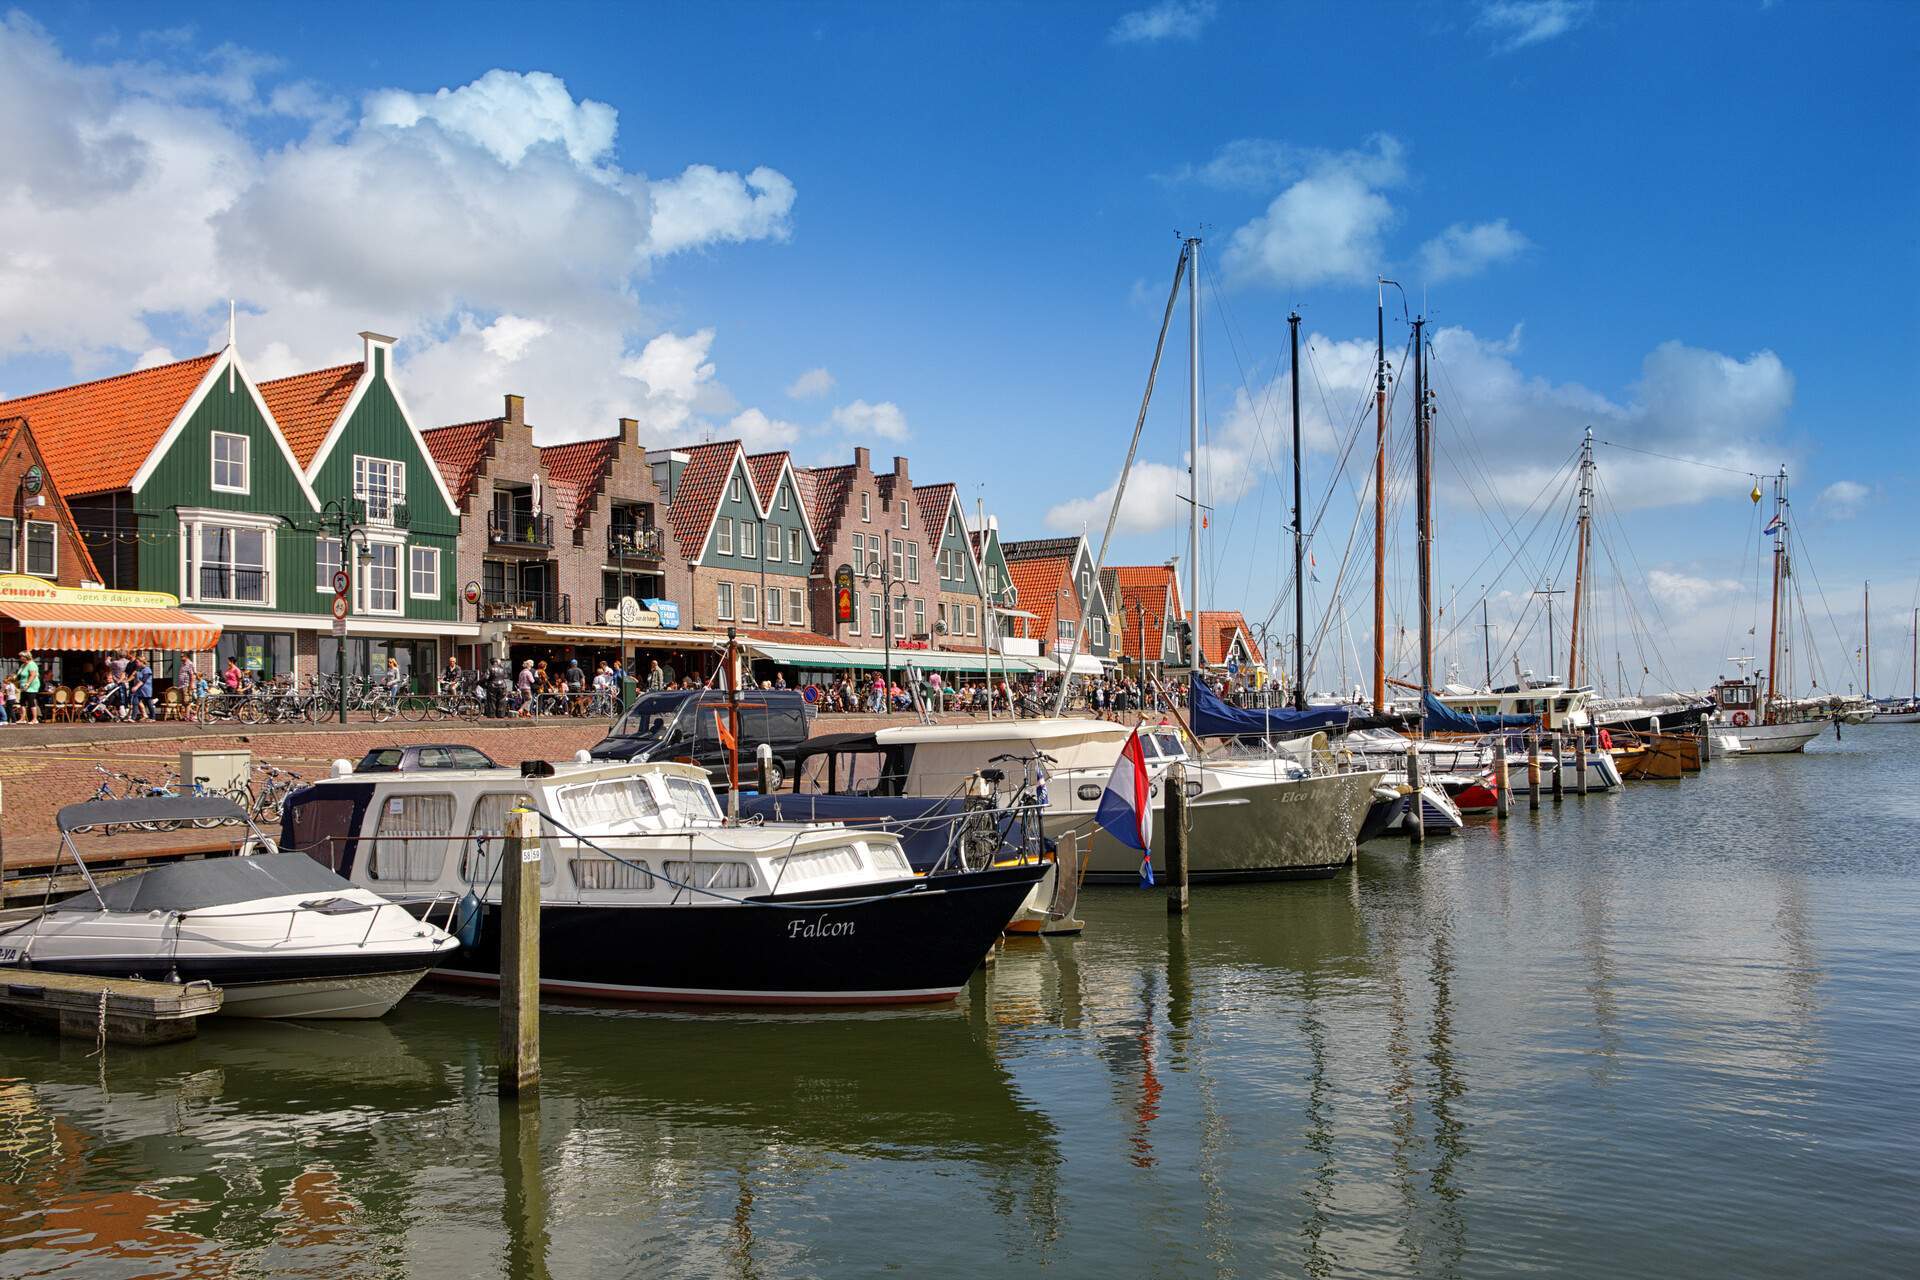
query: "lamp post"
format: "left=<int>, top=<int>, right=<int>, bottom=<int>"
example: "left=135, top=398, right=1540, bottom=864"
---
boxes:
left=320, top=498, right=370, bottom=724
left=863, top=563, right=911, bottom=716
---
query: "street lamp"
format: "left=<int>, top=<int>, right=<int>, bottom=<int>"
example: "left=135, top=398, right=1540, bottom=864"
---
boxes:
left=320, top=498, right=371, bottom=724
left=863, top=561, right=912, bottom=716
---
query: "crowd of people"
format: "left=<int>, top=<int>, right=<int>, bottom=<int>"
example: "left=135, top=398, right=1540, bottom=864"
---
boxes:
left=0, top=647, right=169, bottom=724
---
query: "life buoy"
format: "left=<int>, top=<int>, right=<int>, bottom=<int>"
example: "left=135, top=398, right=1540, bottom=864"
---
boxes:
left=1730, top=710, right=1751, bottom=727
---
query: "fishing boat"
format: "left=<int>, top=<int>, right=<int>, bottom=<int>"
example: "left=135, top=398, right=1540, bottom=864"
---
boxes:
left=0, top=796, right=457, bottom=1019
left=279, top=758, right=1043, bottom=1006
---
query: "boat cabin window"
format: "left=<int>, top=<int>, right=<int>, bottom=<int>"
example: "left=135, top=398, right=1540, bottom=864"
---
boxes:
left=661, top=775, right=723, bottom=824
left=798, top=750, right=886, bottom=795
left=463, top=791, right=553, bottom=885
left=572, top=856, right=655, bottom=892
left=558, top=776, right=663, bottom=832
left=370, top=793, right=455, bottom=882
left=1153, top=733, right=1185, bottom=760
left=285, top=791, right=367, bottom=874
left=664, top=860, right=757, bottom=892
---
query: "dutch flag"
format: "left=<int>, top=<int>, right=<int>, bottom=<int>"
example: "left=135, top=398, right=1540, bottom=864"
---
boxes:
left=1763, top=514, right=1784, bottom=537
left=1096, top=727, right=1156, bottom=886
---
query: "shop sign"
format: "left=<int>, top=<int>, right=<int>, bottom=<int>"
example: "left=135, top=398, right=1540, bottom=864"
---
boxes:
left=834, top=563, right=854, bottom=622
left=604, top=596, right=662, bottom=629
left=244, top=643, right=265, bottom=671
left=643, top=598, right=681, bottom=630
left=0, top=573, right=182, bottom=610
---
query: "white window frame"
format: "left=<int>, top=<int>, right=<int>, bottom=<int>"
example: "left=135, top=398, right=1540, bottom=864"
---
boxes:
left=409, top=545, right=441, bottom=600
left=315, top=536, right=342, bottom=594
left=179, top=510, right=275, bottom=606
left=907, top=542, right=919, bottom=584
left=716, top=581, right=735, bottom=621
left=766, top=586, right=784, bottom=625
left=788, top=527, right=802, bottom=562
left=357, top=539, right=402, bottom=615
left=765, top=526, right=781, bottom=563
left=892, top=596, right=908, bottom=638
left=902, top=499, right=910, bottom=529
left=24, top=519, right=57, bottom=578
left=716, top=520, right=733, bottom=555
left=913, top=598, right=925, bottom=637
left=353, top=455, right=405, bottom=525
left=848, top=590, right=861, bottom=635
left=779, top=485, right=790, bottom=511
left=860, top=492, right=871, bottom=522
left=0, top=517, right=14, bottom=573
left=210, top=431, right=250, bottom=495
left=890, top=538, right=904, bottom=581
left=730, top=475, right=743, bottom=503
left=740, top=519, right=757, bottom=559
left=740, top=583, right=758, bottom=623
left=869, top=594, right=883, bottom=636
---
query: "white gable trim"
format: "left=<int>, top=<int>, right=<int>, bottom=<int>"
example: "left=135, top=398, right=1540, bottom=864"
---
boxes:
left=751, top=456, right=820, bottom=551
left=129, top=347, right=321, bottom=510
left=691, top=446, right=749, bottom=565
left=302, top=358, right=460, bottom=517
left=942, top=492, right=984, bottom=585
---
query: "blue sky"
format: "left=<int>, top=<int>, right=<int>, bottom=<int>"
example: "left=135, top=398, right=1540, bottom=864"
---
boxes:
left=2, top=1, right=1915, bottom=690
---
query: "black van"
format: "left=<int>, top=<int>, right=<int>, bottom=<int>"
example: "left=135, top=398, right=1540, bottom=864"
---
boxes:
left=587, top=689, right=811, bottom=789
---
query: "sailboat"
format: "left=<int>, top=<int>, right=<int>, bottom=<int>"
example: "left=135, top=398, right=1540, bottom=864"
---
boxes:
left=1870, top=606, right=1920, bottom=721
left=1709, top=468, right=1827, bottom=753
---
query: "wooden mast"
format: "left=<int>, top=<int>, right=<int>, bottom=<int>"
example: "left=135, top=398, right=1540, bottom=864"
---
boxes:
left=1288, top=310, right=1307, bottom=710
left=1566, top=427, right=1592, bottom=687
left=1413, top=315, right=1432, bottom=717
left=1764, top=467, right=1786, bottom=721
left=1373, top=279, right=1388, bottom=713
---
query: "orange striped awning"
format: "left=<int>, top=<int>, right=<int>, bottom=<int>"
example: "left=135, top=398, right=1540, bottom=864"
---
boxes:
left=0, top=601, right=221, bottom=652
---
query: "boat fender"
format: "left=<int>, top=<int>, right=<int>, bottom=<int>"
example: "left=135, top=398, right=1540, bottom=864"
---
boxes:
left=1598, top=729, right=1612, bottom=751
left=452, top=891, right=484, bottom=950
left=1731, top=711, right=1751, bottom=727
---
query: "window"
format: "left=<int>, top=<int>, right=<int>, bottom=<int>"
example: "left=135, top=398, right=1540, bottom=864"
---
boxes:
left=717, top=582, right=735, bottom=620
left=188, top=521, right=270, bottom=604
left=370, top=792, right=454, bottom=882
left=464, top=792, right=553, bottom=885
left=1091, top=618, right=1105, bottom=647
left=1058, top=618, right=1077, bottom=641
left=788, top=528, right=802, bottom=562
left=938, top=602, right=949, bottom=633
left=664, top=860, right=756, bottom=891
left=764, top=526, right=781, bottom=563
left=907, top=542, right=919, bottom=584
left=315, top=537, right=342, bottom=593
left=766, top=586, right=784, bottom=625
left=964, top=604, right=977, bottom=636
left=730, top=475, right=743, bottom=502
left=779, top=485, right=790, bottom=511
left=901, top=499, right=910, bottom=529
left=359, top=542, right=400, bottom=613
left=25, top=521, right=56, bottom=577
left=870, top=594, right=883, bottom=636
left=740, top=520, right=757, bottom=559
left=740, top=583, right=758, bottom=623
left=0, top=518, right=13, bottom=572
left=892, top=596, right=907, bottom=638
left=211, top=431, right=249, bottom=493
left=717, top=520, right=733, bottom=555
left=409, top=545, right=440, bottom=599
left=353, top=456, right=404, bottom=524
left=848, top=590, right=861, bottom=635
left=890, top=538, right=904, bottom=581
left=913, top=599, right=925, bottom=637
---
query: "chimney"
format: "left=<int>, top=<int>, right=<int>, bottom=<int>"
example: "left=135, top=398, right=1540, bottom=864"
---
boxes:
left=504, top=394, right=525, bottom=428
left=893, top=456, right=909, bottom=486
left=853, top=446, right=871, bottom=472
left=618, top=417, right=638, bottom=448
left=359, top=330, right=397, bottom=379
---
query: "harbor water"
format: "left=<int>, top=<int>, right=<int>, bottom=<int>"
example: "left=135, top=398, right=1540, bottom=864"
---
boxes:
left=3, top=728, right=1916, bottom=1278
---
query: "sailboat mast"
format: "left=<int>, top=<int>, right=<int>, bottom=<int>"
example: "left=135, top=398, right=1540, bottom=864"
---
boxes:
left=1289, top=311, right=1307, bottom=709
left=1413, top=315, right=1433, bottom=704
left=1567, top=427, right=1593, bottom=687
left=1764, top=466, right=1786, bottom=718
left=1481, top=598, right=1492, bottom=687
left=1863, top=580, right=1870, bottom=699
left=1187, top=236, right=1202, bottom=666
left=1373, top=279, right=1388, bottom=713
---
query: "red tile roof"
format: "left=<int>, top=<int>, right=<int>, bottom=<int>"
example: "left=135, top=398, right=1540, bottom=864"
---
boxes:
left=1002, top=536, right=1081, bottom=563
left=0, top=352, right=219, bottom=497
left=795, top=463, right=854, bottom=570
left=0, top=416, right=103, bottom=583
left=1109, top=564, right=1184, bottom=622
left=258, top=362, right=360, bottom=467
left=541, top=435, right=619, bottom=532
left=745, top=451, right=788, bottom=506
left=913, top=482, right=957, bottom=545
left=1005, top=555, right=1074, bottom=641
left=1196, top=610, right=1260, bottom=667
left=421, top=418, right=500, bottom=510
left=666, top=440, right=744, bottom=558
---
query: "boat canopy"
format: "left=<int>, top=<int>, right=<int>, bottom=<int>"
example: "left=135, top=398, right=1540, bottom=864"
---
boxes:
left=1421, top=690, right=1537, bottom=733
left=56, top=794, right=249, bottom=833
left=49, top=852, right=351, bottom=914
left=1187, top=675, right=1351, bottom=738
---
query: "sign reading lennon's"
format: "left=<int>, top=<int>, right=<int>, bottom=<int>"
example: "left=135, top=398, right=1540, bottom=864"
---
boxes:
left=0, top=573, right=183, bottom=610
left=603, top=596, right=661, bottom=629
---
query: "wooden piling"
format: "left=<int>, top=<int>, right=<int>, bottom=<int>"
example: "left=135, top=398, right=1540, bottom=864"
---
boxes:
left=755, top=743, right=774, bottom=796
left=1698, top=724, right=1712, bottom=765
left=1165, top=762, right=1189, bottom=915
left=1493, top=741, right=1511, bottom=818
left=499, top=808, right=541, bottom=1097
left=1405, top=744, right=1425, bottom=845
left=1550, top=734, right=1565, bottom=801
left=1528, top=735, right=1542, bottom=811
left=1575, top=731, right=1589, bottom=796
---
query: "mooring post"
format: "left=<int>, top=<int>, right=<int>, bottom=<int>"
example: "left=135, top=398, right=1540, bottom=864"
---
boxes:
left=499, top=807, right=541, bottom=1097
left=755, top=742, right=773, bottom=796
left=1550, top=733, right=1565, bottom=801
left=1405, top=743, right=1425, bottom=845
left=1528, top=734, right=1542, bottom=811
left=1165, top=761, right=1189, bottom=915
left=1575, top=730, right=1589, bottom=797
left=1494, top=740, right=1511, bottom=818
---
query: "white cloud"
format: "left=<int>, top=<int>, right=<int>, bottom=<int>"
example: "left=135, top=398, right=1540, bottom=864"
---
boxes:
left=1219, top=136, right=1406, bottom=289
left=1816, top=479, right=1869, bottom=519
left=1476, top=1, right=1593, bottom=53
left=726, top=408, right=802, bottom=452
left=361, top=68, right=617, bottom=167
left=1647, top=568, right=1743, bottom=614
left=1419, top=218, right=1531, bottom=282
left=831, top=399, right=910, bottom=441
left=785, top=367, right=836, bottom=399
left=647, top=164, right=795, bottom=256
left=1109, top=0, right=1216, bottom=45
left=132, top=345, right=176, bottom=370
left=479, top=314, right=550, bottom=362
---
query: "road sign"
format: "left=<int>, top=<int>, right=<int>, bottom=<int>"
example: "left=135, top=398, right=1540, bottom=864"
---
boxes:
left=1226, top=656, right=1240, bottom=676
left=332, top=569, right=350, bottom=596
left=331, top=595, right=349, bottom=621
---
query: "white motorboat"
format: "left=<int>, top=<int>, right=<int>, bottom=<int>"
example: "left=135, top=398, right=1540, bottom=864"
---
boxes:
left=1336, top=726, right=1622, bottom=795
left=0, top=796, right=458, bottom=1019
left=1708, top=671, right=1827, bottom=754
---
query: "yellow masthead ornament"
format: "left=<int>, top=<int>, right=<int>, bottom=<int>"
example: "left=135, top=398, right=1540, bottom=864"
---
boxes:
left=1750, top=482, right=1763, bottom=504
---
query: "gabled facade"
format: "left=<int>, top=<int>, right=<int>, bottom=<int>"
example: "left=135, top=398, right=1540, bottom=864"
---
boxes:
left=0, top=416, right=102, bottom=588
left=540, top=416, right=687, bottom=629
left=1110, top=562, right=1185, bottom=669
left=1196, top=609, right=1262, bottom=671
left=796, top=447, right=934, bottom=648
left=1004, top=535, right=1115, bottom=661
left=915, top=483, right=985, bottom=650
left=666, top=441, right=817, bottom=633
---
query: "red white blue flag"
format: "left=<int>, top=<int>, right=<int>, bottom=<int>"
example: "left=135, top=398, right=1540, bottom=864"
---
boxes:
left=1096, top=727, right=1155, bottom=885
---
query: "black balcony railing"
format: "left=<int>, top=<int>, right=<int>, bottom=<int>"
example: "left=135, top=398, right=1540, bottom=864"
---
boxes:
left=488, top=510, right=552, bottom=549
left=608, top=525, right=663, bottom=560
left=477, top=588, right=570, bottom=624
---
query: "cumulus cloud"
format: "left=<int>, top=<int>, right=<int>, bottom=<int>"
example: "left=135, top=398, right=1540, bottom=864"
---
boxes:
left=1109, top=1, right=1216, bottom=45
left=1647, top=568, right=1743, bottom=614
left=831, top=399, right=910, bottom=441
left=726, top=407, right=803, bottom=452
left=1816, top=479, right=1869, bottom=519
left=1419, top=218, right=1531, bottom=282
left=1476, top=1, right=1593, bottom=53
left=0, top=17, right=799, bottom=443
left=1219, top=136, right=1406, bottom=289
left=785, top=367, right=836, bottom=399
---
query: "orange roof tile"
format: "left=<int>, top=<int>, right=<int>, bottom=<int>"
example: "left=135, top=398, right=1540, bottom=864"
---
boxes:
left=421, top=418, right=500, bottom=510
left=541, top=436, right=619, bottom=531
left=1109, top=563, right=1184, bottom=627
left=0, top=352, right=219, bottom=497
left=258, top=362, right=360, bottom=467
left=1005, top=555, right=1074, bottom=640
left=666, top=440, right=744, bottom=558
left=796, top=463, right=854, bottom=566
left=913, top=482, right=957, bottom=544
left=1196, top=610, right=1260, bottom=667
left=0, top=416, right=103, bottom=583
left=745, top=451, right=788, bottom=505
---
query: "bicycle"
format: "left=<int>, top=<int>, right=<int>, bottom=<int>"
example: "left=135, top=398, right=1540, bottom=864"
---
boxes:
left=244, top=763, right=303, bottom=825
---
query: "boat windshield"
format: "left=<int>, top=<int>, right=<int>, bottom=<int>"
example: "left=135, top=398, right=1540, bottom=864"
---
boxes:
left=1153, top=733, right=1185, bottom=760
left=661, top=775, right=723, bottom=825
left=557, top=777, right=663, bottom=832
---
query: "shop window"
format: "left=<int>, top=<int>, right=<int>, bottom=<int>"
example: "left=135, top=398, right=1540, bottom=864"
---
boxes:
left=211, top=431, right=249, bottom=493
left=25, top=520, right=56, bottom=577
left=217, top=630, right=294, bottom=679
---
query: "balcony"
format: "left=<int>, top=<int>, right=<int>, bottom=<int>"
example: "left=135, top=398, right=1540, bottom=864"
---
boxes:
left=488, top=510, right=552, bottom=551
left=477, top=588, right=570, bottom=625
left=607, top=525, right=664, bottom=560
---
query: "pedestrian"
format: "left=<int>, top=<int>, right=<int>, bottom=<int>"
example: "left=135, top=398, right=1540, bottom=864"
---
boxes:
left=17, top=650, right=41, bottom=723
left=565, top=655, right=585, bottom=691
left=131, top=655, right=155, bottom=721
left=647, top=659, right=665, bottom=691
left=487, top=655, right=511, bottom=718
left=517, top=658, right=536, bottom=715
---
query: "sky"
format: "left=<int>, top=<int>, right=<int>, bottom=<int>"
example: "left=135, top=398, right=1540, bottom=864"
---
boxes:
left=1, top=0, right=1915, bottom=693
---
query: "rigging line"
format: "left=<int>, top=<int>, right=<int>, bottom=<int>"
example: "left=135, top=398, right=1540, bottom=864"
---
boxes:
left=1590, top=469, right=1679, bottom=688
left=1787, top=516, right=1863, bottom=693
left=1427, top=442, right=1583, bottom=641
left=1269, top=338, right=1380, bottom=643
left=1425, top=343, right=1550, bottom=582
left=1478, top=474, right=1583, bottom=675
left=1595, top=439, right=1765, bottom=479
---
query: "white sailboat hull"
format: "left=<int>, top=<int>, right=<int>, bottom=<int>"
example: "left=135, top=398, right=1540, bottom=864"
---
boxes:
left=1713, top=719, right=1826, bottom=754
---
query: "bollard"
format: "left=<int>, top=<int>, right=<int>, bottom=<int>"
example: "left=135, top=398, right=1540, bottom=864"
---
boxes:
left=499, top=808, right=541, bottom=1097
left=1405, top=743, right=1425, bottom=845
left=1575, top=731, right=1589, bottom=797
left=1698, top=724, right=1711, bottom=765
left=1493, top=741, right=1511, bottom=818
left=756, top=742, right=774, bottom=796
left=1165, top=762, right=1190, bottom=915
left=1550, top=734, right=1565, bottom=801
left=1528, top=735, right=1542, bottom=811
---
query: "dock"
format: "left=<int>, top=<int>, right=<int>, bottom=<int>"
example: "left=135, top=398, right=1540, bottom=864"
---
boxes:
left=0, top=970, right=223, bottom=1045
